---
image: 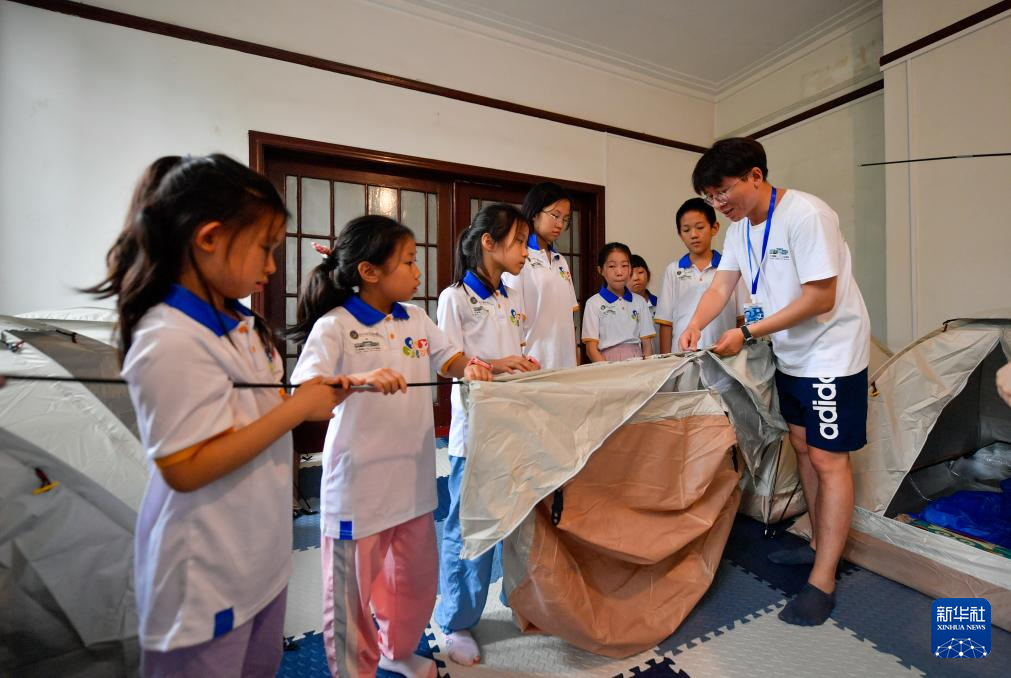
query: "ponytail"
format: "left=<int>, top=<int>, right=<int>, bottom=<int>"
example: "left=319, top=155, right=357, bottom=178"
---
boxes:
left=287, top=215, right=412, bottom=344
left=453, top=203, right=527, bottom=287
left=84, top=154, right=287, bottom=358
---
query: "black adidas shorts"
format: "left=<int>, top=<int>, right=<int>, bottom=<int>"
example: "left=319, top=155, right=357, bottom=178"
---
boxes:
left=775, top=368, right=868, bottom=452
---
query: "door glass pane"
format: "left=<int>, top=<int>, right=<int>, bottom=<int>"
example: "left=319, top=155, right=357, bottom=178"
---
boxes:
left=469, top=198, right=479, bottom=225
left=334, top=181, right=365, bottom=232
left=401, top=190, right=426, bottom=243
left=285, top=236, right=298, bottom=294
left=301, top=238, right=323, bottom=284
left=556, top=224, right=571, bottom=253
left=300, top=178, right=330, bottom=236
left=285, top=176, right=297, bottom=233
left=368, top=186, right=398, bottom=219
left=286, top=297, right=297, bottom=353
left=428, top=193, right=438, bottom=243
left=571, top=210, right=581, bottom=252
left=417, top=245, right=426, bottom=300
left=428, top=299, right=439, bottom=325
left=286, top=357, right=296, bottom=382
left=571, top=255, right=580, bottom=297
left=428, top=246, right=438, bottom=297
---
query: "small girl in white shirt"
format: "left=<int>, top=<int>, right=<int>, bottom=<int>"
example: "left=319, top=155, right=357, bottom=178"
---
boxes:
left=582, top=242, right=655, bottom=362
left=288, top=215, right=493, bottom=678
left=434, top=203, right=539, bottom=666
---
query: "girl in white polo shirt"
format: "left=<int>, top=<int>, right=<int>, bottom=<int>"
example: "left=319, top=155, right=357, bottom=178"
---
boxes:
left=86, top=155, right=350, bottom=677
left=502, top=182, right=580, bottom=369
left=582, top=242, right=656, bottom=362
left=434, top=204, right=539, bottom=666
left=288, top=215, right=492, bottom=678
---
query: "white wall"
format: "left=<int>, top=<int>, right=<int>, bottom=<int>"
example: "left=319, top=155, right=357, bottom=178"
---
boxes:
left=882, top=5, right=1011, bottom=347
left=882, top=0, right=995, bottom=52
left=713, top=5, right=887, bottom=341
left=0, top=1, right=714, bottom=314
left=759, top=95, right=887, bottom=338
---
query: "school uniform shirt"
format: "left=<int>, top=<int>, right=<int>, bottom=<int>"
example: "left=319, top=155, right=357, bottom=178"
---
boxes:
left=438, top=272, right=525, bottom=458
left=122, top=285, right=291, bottom=651
left=581, top=286, right=655, bottom=350
left=644, top=290, right=659, bottom=353
left=718, top=189, right=870, bottom=378
left=656, top=251, right=747, bottom=350
left=290, top=296, right=462, bottom=541
left=501, top=233, right=578, bottom=369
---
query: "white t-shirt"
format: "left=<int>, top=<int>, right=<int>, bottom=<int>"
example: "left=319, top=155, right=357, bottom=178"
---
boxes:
left=656, top=251, right=747, bottom=349
left=502, top=233, right=578, bottom=369
left=291, top=296, right=462, bottom=540
left=438, top=272, right=525, bottom=458
left=718, top=189, right=870, bottom=377
left=581, top=286, right=655, bottom=350
left=122, top=285, right=291, bottom=651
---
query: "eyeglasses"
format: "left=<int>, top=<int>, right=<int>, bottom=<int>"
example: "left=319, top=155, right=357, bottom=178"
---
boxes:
left=541, top=209, right=572, bottom=227
left=702, top=176, right=747, bottom=206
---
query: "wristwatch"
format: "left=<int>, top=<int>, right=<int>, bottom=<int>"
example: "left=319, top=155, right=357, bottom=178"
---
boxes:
left=740, top=325, right=758, bottom=346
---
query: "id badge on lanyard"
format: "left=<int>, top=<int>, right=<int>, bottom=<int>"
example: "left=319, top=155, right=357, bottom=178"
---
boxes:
left=745, top=187, right=776, bottom=325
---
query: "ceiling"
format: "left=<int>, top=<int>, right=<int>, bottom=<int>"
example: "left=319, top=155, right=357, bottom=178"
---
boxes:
left=375, top=0, right=878, bottom=97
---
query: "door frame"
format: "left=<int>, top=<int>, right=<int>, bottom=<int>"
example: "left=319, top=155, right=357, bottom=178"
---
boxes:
left=248, top=130, right=606, bottom=433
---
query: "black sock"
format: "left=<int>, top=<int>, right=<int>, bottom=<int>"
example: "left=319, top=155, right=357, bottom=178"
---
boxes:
left=768, top=544, right=816, bottom=565
left=778, top=583, right=835, bottom=626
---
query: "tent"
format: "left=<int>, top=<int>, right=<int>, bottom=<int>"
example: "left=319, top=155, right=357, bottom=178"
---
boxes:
left=0, top=310, right=142, bottom=676
left=458, top=345, right=788, bottom=657
left=792, top=316, right=1011, bottom=630
left=0, top=311, right=146, bottom=511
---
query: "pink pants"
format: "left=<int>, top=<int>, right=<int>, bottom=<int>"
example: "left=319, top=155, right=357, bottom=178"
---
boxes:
left=321, top=513, right=438, bottom=677
left=601, top=342, right=644, bottom=361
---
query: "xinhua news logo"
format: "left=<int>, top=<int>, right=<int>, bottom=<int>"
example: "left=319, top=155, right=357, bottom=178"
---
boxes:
left=932, top=598, right=990, bottom=658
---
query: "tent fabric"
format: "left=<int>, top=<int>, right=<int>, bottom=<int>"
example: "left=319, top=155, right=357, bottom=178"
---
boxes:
left=0, top=314, right=146, bottom=512
left=457, top=347, right=786, bottom=656
left=0, top=428, right=139, bottom=676
left=458, top=344, right=787, bottom=559
left=502, top=392, right=742, bottom=657
left=792, top=316, right=1011, bottom=630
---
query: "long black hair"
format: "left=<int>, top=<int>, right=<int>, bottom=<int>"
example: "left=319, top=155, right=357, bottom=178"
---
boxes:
left=84, top=154, right=286, bottom=357
left=287, top=215, right=413, bottom=344
left=453, top=203, right=528, bottom=287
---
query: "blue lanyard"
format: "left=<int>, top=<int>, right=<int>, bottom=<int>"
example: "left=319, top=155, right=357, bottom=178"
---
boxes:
left=746, top=187, right=777, bottom=297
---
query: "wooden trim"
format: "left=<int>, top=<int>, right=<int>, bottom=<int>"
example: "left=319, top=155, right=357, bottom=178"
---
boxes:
left=749, top=80, right=884, bottom=139
left=251, top=131, right=606, bottom=195
left=13, top=0, right=708, bottom=154
left=879, top=0, right=1011, bottom=66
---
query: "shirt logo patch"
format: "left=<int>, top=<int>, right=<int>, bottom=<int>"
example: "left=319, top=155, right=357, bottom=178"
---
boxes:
left=559, top=269, right=572, bottom=282
left=769, top=247, right=791, bottom=260
left=631, top=309, right=639, bottom=320
left=676, top=268, right=691, bottom=278
left=599, top=305, right=616, bottom=317
left=402, top=336, right=429, bottom=358
left=349, top=329, right=383, bottom=353
left=509, top=309, right=520, bottom=326
left=469, top=299, right=490, bottom=319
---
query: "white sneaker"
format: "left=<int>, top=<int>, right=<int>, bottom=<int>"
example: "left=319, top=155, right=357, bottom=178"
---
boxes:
left=377, top=653, right=437, bottom=678
left=445, top=629, right=481, bottom=666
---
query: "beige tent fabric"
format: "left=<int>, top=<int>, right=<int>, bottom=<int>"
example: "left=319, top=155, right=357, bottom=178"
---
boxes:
left=853, top=324, right=1007, bottom=512
left=503, top=403, right=742, bottom=658
left=459, top=345, right=787, bottom=559
left=791, top=318, right=1011, bottom=630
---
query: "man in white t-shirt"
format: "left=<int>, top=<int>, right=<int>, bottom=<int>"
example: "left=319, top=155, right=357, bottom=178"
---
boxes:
left=679, top=138, right=870, bottom=627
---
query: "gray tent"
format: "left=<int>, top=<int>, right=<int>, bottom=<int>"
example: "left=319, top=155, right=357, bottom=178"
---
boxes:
left=1, top=310, right=141, bottom=676
left=792, top=316, right=1011, bottom=630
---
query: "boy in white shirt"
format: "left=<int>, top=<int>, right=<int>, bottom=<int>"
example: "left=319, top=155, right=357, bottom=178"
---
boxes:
left=656, top=198, right=745, bottom=354
left=680, top=138, right=870, bottom=627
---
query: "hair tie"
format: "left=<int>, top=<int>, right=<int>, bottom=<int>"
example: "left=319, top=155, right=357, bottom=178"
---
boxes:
left=311, top=241, right=332, bottom=258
